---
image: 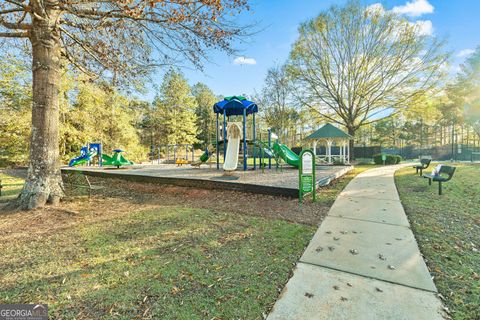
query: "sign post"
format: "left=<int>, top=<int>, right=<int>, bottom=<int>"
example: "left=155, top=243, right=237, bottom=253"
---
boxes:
left=299, top=149, right=316, bottom=203
left=381, top=154, right=386, bottom=166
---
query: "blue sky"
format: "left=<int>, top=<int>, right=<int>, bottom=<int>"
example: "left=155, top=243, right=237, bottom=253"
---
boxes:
left=144, top=0, right=480, bottom=101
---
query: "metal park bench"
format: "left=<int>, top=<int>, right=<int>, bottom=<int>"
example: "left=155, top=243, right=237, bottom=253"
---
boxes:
left=413, top=158, right=431, bottom=175
left=422, top=165, right=456, bottom=195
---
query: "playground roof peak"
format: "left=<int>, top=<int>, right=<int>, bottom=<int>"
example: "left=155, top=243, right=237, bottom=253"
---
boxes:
left=305, top=123, right=352, bottom=140
left=213, top=96, right=258, bottom=116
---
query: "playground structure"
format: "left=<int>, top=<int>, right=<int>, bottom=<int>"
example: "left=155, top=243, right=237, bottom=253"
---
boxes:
left=150, top=144, right=195, bottom=164
left=69, top=143, right=102, bottom=167
left=191, top=145, right=215, bottom=167
left=102, top=149, right=134, bottom=168
left=69, top=143, right=133, bottom=168
left=211, top=96, right=349, bottom=172
left=213, top=96, right=258, bottom=171
left=223, top=122, right=243, bottom=171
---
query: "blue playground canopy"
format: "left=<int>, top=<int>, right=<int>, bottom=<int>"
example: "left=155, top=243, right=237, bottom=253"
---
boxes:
left=213, top=96, right=258, bottom=116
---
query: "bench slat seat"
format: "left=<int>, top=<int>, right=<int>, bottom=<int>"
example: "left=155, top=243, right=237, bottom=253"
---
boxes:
left=413, top=158, right=431, bottom=175
left=422, top=165, right=456, bottom=195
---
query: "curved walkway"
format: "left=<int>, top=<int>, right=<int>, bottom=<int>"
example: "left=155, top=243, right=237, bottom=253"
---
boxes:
left=268, top=165, right=446, bottom=320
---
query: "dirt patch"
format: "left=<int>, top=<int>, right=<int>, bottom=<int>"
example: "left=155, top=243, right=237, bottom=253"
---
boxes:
left=0, top=170, right=342, bottom=237
left=85, top=176, right=332, bottom=225
left=0, top=195, right=159, bottom=244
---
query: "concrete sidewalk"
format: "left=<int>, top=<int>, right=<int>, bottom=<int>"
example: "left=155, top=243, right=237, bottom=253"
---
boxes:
left=268, top=165, right=446, bottom=320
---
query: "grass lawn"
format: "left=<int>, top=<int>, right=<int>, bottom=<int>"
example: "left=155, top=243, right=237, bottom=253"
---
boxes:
left=0, top=171, right=24, bottom=203
left=395, top=163, right=480, bottom=320
left=0, top=164, right=374, bottom=319
left=0, top=198, right=315, bottom=319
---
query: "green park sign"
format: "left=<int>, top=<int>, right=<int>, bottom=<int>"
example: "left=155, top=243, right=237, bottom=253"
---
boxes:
left=299, top=149, right=316, bottom=203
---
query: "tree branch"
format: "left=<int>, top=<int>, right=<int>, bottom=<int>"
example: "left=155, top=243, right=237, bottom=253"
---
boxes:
left=0, top=31, right=28, bottom=37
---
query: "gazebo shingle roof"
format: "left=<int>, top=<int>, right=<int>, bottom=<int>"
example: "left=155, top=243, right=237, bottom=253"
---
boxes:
left=305, top=123, right=352, bottom=140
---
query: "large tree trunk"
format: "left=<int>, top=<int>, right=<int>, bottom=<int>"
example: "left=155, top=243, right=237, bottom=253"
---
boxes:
left=347, top=126, right=356, bottom=161
left=16, top=4, right=63, bottom=210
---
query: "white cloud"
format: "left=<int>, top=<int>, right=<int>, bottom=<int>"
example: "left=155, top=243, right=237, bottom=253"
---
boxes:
left=365, top=3, right=385, bottom=15
left=233, top=56, right=257, bottom=65
left=411, top=20, right=433, bottom=36
left=457, top=49, right=475, bottom=58
left=392, top=0, right=434, bottom=17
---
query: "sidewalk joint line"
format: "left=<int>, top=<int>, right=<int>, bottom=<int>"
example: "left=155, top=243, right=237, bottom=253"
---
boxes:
left=340, top=195, right=401, bottom=202
left=327, top=214, right=411, bottom=228
left=297, top=261, right=437, bottom=294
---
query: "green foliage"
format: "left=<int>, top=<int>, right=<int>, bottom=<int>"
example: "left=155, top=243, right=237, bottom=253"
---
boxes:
left=64, top=79, right=147, bottom=162
left=373, top=154, right=398, bottom=165
left=192, top=82, right=217, bottom=146
left=152, top=69, right=198, bottom=146
left=0, top=57, right=32, bottom=166
left=0, top=59, right=219, bottom=165
left=0, top=57, right=148, bottom=165
left=453, top=46, right=480, bottom=135
left=372, top=117, right=403, bottom=148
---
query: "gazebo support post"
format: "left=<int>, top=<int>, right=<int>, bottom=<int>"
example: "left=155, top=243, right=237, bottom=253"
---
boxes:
left=216, top=113, right=219, bottom=169
left=223, top=109, right=227, bottom=161
left=253, top=112, right=256, bottom=170
left=327, top=139, right=333, bottom=164
left=243, top=108, right=247, bottom=171
left=313, top=140, right=317, bottom=156
left=346, top=141, right=350, bottom=164
left=268, top=128, right=272, bottom=169
left=340, top=142, right=344, bottom=163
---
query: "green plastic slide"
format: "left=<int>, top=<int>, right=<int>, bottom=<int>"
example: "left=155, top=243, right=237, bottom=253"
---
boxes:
left=102, top=149, right=133, bottom=168
left=69, top=146, right=97, bottom=167
left=273, top=142, right=300, bottom=168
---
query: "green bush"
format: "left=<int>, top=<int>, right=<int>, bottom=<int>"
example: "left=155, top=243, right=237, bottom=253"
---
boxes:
left=373, top=153, right=397, bottom=165
left=395, top=155, right=403, bottom=164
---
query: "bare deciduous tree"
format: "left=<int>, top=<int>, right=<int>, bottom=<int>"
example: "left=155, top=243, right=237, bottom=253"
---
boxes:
left=260, top=64, right=298, bottom=143
left=288, top=0, right=447, bottom=157
left=0, top=0, right=249, bottom=209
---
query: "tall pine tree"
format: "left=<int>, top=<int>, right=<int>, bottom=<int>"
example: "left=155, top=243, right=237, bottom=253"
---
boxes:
left=154, top=70, right=198, bottom=145
left=192, top=83, right=217, bottom=147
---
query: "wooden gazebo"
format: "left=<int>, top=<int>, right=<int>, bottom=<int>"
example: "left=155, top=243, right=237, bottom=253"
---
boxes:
left=305, top=123, right=353, bottom=164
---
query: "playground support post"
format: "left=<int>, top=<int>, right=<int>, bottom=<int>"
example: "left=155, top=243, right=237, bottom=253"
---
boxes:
left=268, top=128, right=272, bottom=169
left=216, top=113, right=219, bottom=169
left=223, top=109, right=227, bottom=161
left=253, top=112, right=256, bottom=170
left=243, top=108, right=247, bottom=171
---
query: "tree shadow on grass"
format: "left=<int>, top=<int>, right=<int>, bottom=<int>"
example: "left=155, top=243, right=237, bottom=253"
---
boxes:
left=1, top=204, right=313, bottom=319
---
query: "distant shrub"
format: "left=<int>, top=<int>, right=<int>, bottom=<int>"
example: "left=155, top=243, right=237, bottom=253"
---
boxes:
left=395, top=155, right=403, bottom=164
left=373, top=153, right=397, bottom=165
